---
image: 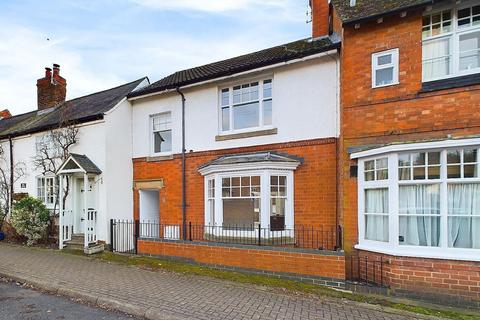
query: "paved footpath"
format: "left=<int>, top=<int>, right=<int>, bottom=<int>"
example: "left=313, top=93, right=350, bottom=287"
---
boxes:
left=0, top=244, right=439, bottom=320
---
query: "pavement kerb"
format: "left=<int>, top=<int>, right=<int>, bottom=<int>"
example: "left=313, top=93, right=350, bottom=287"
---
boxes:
left=144, top=307, right=190, bottom=320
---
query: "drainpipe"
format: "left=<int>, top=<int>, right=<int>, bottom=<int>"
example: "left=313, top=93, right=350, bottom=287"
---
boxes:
left=176, top=87, right=187, bottom=240
left=8, top=136, right=13, bottom=216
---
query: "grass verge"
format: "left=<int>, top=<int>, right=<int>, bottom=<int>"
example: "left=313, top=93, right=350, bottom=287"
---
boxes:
left=60, top=249, right=479, bottom=320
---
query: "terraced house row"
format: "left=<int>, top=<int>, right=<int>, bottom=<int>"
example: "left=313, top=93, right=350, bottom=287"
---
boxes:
left=1, top=0, right=479, bottom=308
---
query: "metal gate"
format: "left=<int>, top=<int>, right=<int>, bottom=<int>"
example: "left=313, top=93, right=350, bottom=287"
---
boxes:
left=110, top=219, right=139, bottom=254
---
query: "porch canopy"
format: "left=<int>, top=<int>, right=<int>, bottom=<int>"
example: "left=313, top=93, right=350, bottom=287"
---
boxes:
left=56, top=153, right=102, bottom=249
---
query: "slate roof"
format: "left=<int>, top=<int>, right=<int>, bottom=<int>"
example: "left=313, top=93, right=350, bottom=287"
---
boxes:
left=199, top=151, right=304, bottom=170
left=332, top=0, right=435, bottom=24
left=68, top=153, right=102, bottom=174
left=0, top=77, right=147, bottom=140
left=129, top=36, right=340, bottom=98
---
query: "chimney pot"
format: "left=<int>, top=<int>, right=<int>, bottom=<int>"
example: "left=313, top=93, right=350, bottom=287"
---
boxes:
left=53, top=63, right=60, bottom=76
left=45, top=67, right=52, bottom=78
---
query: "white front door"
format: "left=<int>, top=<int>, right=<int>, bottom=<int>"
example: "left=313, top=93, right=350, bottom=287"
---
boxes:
left=75, top=177, right=95, bottom=234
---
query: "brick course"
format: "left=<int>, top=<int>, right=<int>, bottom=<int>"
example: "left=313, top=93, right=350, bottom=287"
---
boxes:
left=138, top=239, right=346, bottom=282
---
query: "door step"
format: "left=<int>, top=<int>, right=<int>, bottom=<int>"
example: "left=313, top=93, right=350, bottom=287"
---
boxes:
left=64, top=234, right=104, bottom=255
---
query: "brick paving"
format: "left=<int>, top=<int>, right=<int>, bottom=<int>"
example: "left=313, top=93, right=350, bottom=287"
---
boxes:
left=0, top=244, right=438, bottom=320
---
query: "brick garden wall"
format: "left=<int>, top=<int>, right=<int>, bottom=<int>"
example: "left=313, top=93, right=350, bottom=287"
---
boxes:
left=138, top=239, right=346, bottom=285
left=355, top=251, right=480, bottom=308
left=133, top=138, right=338, bottom=231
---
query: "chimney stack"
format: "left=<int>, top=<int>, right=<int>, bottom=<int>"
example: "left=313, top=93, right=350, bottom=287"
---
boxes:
left=37, top=63, right=66, bottom=110
left=310, top=0, right=330, bottom=38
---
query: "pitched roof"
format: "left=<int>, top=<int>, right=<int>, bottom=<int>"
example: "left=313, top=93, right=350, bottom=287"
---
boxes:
left=199, top=151, right=304, bottom=170
left=0, top=78, right=147, bottom=140
left=332, top=0, right=434, bottom=25
left=69, top=153, right=102, bottom=174
left=129, top=36, right=340, bottom=98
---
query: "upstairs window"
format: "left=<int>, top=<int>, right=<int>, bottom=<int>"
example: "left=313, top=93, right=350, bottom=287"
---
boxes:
left=372, top=49, right=399, bottom=88
left=422, top=3, right=480, bottom=81
left=151, top=112, right=172, bottom=155
left=220, top=79, right=273, bottom=133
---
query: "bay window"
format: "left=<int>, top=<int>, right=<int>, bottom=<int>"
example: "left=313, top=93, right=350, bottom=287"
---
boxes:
left=220, top=79, right=273, bottom=133
left=423, top=3, right=480, bottom=81
left=355, top=141, right=480, bottom=260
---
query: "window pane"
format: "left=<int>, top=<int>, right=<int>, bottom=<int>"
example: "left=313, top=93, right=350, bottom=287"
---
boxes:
left=270, top=198, right=285, bottom=231
left=399, top=184, right=440, bottom=247
left=223, top=199, right=259, bottom=229
left=365, top=189, right=389, bottom=214
left=428, top=166, right=441, bottom=179
left=422, top=38, right=450, bottom=80
left=250, top=82, right=259, bottom=100
left=233, top=102, right=259, bottom=129
left=447, top=150, right=461, bottom=163
left=365, top=215, right=389, bottom=242
left=375, top=67, right=394, bottom=86
left=364, top=160, right=375, bottom=171
left=377, top=54, right=392, bottom=65
left=428, top=152, right=440, bottom=165
left=221, top=89, right=229, bottom=106
left=263, top=80, right=272, bottom=98
left=448, top=183, right=480, bottom=248
left=413, top=167, right=425, bottom=180
left=458, top=8, right=470, bottom=19
left=376, top=158, right=388, bottom=169
left=222, top=107, right=230, bottom=131
left=412, top=152, right=425, bottom=165
left=233, top=86, right=241, bottom=104
left=464, top=164, right=478, bottom=178
left=398, top=154, right=410, bottom=167
left=153, top=130, right=172, bottom=153
left=447, top=165, right=461, bottom=178
left=377, top=169, right=388, bottom=180
left=464, top=148, right=478, bottom=163
left=399, top=168, right=411, bottom=180
left=365, top=171, right=375, bottom=181
left=263, top=99, right=272, bottom=126
left=460, top=31, right=480, bottom=71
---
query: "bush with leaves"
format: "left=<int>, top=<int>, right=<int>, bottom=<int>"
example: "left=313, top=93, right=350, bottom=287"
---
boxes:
left=10, top=197, right=50, bottom=246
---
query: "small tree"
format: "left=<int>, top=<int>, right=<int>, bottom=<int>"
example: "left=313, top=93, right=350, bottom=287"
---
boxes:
left=32, top=121, right=79, bottom=214
left=10, top=196, right=50, bottom=246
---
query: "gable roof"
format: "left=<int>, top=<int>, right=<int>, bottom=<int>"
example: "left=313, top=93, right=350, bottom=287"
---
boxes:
left=0, top=77, right=147, bottom=140
left=58, top=153, right=102, bottom=175
left=332, top=0, right=434, bottom=25
left=128, top=36, right=340, bottom=98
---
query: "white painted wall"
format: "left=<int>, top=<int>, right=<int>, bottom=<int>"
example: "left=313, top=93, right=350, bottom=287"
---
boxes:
left=131, top=56, right=339, bottom=158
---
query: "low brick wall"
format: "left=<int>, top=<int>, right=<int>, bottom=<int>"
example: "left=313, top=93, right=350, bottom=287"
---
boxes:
left=138, top=239, right=345, bottom=287
left=357, top=250, right=480, bottom=309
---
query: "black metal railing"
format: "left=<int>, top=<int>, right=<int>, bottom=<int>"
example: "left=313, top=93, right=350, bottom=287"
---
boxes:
left=110, top=219, right=342, bottom=253
left=346, top=255, right=387, bottom=287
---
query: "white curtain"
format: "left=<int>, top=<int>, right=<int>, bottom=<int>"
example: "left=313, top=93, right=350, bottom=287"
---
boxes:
left=448, top=183, right=480, bottom=249
left=422, top=37, right=450, bottom=80
left=399, top=184, right=440, bottom=246
left=365, top=189, right=389, bottom=242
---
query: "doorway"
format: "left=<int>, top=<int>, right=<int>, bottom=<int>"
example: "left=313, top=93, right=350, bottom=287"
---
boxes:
left=139, top=189, right=160, bottom=238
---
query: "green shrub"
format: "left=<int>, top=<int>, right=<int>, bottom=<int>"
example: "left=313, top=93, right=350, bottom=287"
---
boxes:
left=10, top=197, right=50, bottom=246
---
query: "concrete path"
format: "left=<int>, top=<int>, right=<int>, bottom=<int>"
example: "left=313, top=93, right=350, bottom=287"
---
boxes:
left=0, top=279, right=135, bottom=319
left=0, top=244, right=439, bottom=320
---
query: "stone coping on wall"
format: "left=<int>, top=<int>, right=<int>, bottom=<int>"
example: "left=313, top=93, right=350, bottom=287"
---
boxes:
left=138, top=237, right=345, bottom=256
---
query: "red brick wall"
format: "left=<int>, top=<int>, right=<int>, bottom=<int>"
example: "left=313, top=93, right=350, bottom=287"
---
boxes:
left=139, top=240, right=346, bottom=281
left=338, top=9, right=480, bottom=252
left=133, top=138, right=338, bottom=231
left=357, top=251, right=480, bottom=307
left=311, top=0, right=330, bottom=38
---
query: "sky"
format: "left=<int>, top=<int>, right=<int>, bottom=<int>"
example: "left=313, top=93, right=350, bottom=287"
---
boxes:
left=0, top=0, right=311, bottom=115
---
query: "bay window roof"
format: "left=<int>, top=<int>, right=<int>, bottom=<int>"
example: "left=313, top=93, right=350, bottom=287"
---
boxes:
left=198, top=152, right=302, bottom=175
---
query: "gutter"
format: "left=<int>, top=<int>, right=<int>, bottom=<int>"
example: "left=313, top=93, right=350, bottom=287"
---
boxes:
left=176, top=87, right=187, bottom=240
left=128, top=48, right=340, bottom=101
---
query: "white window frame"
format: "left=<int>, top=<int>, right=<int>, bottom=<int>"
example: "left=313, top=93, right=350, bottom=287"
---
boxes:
left=371, top=48, right=399, bottom=88
left=218, top=78, right=274, bottom=135
left=355, top=139, right=480, bottom=262
left=422, top=1, right=480, bottom=82
left=150, top=112, right=172, bottom=157
left=204, top=169, right=294, bottom=237
left=37, top=175, right=57, bottom=209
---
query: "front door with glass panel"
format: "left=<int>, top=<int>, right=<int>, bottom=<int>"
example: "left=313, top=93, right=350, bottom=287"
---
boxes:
left=74, top=178, right=94, bottom=234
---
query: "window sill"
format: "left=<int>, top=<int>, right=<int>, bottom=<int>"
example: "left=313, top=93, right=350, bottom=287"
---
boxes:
left=215, top=128, right=277, bottom=141
left=147, top=154, right=173, bottom=162
left=420, top=73, right=480, bottom=93
left=355, top=243, right=480, bottom=262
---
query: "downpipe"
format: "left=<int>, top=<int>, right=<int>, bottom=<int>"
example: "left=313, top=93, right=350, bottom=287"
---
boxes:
left=176, top=87, right=187, bottom=240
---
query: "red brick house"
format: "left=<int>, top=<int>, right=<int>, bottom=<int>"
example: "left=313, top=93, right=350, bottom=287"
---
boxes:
left=330, top=0, right=480, bottom=308
left=123, top=6, right=346, bottom=286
